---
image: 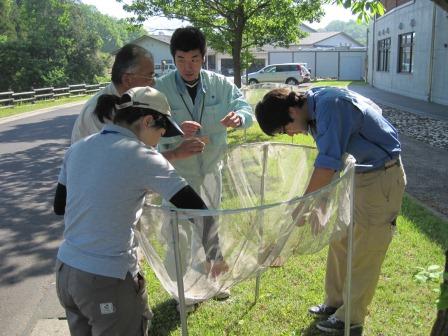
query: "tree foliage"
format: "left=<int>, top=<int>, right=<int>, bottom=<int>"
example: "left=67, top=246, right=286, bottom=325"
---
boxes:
left=320, top=19, right=368, bottom=46
left=79, top=4, right=147, bottom=53
left=121, top=0, right=384, bottom=87
left=332, top=0, right=384, bottom=22
left=0, top=0, right=146, bottom=92
left=0, top=0, right=19, bottom=43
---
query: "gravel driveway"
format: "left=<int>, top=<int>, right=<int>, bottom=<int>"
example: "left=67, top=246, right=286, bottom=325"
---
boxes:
left=382, top=104, right=448, bottom=151
left=380, top=104, right=448, bottom=217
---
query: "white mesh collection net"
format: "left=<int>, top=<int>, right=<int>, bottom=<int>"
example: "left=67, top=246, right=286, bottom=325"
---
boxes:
left=136, top=142, right=355, bottom=305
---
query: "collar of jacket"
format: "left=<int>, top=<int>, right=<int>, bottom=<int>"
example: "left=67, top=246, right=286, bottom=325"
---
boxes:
left=175, top=70, right=208, bottom=96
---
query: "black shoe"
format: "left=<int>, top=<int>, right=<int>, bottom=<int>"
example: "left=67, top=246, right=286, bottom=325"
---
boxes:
left=176, top=302, right=198, bottom=314
left=316, top=315, right=363, bottom=335
left=308, top=303, right=338, bottom=317
left=213, top=289, right=230, bottom=300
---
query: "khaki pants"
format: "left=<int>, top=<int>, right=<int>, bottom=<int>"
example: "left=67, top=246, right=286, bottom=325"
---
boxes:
left=55, top=260, right=152, bottom=336
left=324, top=164, right=406, bottom=324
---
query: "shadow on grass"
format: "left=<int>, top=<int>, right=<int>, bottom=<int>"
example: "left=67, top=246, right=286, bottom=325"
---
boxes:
left=223, top=301, right=257, bottom=335
left=401, top=195, right=448, bottom=250
left=299, top=317, right=321, bottom=336
left=149, top=299, right=181, bottom=336
left=149, top=299, right=258, bottom=335
left=300, top=317, right=364, bottom=336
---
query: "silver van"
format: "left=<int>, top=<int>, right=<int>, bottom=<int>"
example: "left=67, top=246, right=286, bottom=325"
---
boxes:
left=154, top=63, right=176, bottom=77
left=245, top=63, right=310, bottom=85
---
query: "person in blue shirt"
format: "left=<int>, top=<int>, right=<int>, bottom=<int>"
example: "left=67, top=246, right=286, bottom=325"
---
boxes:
left=255, top=87, right=406, bottom=334
left=53, top=87, right=227, bottom=335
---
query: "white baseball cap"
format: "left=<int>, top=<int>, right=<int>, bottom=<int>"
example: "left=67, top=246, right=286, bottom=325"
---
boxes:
left=116, top=86, right=183, bottom=137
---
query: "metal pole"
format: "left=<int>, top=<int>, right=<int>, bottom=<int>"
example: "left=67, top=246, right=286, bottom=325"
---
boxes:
left=171, top=211, right=188, bottom=336
left=427, top=3, right=436, bottom=102
left=344, top=168, right=355, bottom=336
left=255, top=143, right=269, bottom=302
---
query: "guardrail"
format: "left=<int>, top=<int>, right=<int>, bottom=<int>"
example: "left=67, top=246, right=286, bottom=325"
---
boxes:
left=0, top=82, right=110, bottom=109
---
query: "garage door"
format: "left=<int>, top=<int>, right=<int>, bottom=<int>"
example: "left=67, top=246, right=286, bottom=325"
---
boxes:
left=340, top=54, right=363, bottom=80
left=269, top=52, right=293, bottom=64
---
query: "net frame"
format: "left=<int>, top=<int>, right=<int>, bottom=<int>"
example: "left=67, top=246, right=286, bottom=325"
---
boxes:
left=136, top=142, right=356, bottom=336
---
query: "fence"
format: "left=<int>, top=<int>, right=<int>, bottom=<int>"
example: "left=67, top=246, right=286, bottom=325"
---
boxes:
left=0, top=82, right=110, bottom=109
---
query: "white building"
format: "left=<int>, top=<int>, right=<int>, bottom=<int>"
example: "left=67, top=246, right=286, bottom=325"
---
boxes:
left=367, top=0, right=448, bottom=105
left=208, top=25, right=366, bottom=80
left=129, top=34, right=173, bottom=66
left=129, top=24, right=367, bottom=81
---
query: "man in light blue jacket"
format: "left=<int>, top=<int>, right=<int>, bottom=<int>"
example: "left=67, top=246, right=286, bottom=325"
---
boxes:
left=156, top=27, right=253, bottom=188
left=155, top=27, right=253, bottom=308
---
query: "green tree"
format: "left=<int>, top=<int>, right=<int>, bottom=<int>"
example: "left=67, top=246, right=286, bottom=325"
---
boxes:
left=431, top=250, right=448, bottom=336
left=79, top=4, right=147, bottom=53
left=0, top=0, right=17, bottom=43
left=0, top=0, right=110, bottom=91
left=320, top=19, right=368, bottom=45
left=121, top=0, right=385, bottom=87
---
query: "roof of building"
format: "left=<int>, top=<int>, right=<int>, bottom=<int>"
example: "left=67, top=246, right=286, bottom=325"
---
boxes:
left=299, top=31, right=341, bottom=45
left=111, top=34, right=171, bottom=54
left=300, top=23, right=317, bottom=33
left=122, top=30, right=364, bottom=56
left=148, top=34, right=171, bottom=44
left=260, top=31, right=364, bottom=51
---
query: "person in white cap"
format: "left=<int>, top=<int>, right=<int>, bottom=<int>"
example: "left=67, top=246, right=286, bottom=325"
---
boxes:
left=53, top=86, right=228, bottom=336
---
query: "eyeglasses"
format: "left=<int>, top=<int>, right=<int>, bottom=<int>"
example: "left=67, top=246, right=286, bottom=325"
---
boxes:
left=126, top=73, right=156, bottom=81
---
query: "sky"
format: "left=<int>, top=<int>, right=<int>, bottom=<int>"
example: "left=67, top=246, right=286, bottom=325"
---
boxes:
left=81, top=0, right=358, bottom=32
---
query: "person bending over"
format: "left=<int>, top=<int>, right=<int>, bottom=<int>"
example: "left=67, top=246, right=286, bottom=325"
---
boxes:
left=255, top=87, right=406, bottom=334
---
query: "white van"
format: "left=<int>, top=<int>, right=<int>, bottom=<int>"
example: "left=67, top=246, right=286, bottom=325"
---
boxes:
left=245, top=63, right=311, bottom=85
left=154, top=63, right=176, bottom=77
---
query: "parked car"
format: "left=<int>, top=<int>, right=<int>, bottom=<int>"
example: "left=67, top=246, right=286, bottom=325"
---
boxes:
left=244, top=63, right=311, bottom=85
left=154, top=63, right=176, bottom=77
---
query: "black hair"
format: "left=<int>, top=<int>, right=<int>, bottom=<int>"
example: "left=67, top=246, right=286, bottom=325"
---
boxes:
left=170, top=26, right=206, bottom=58
left=94, top=94, right=166, bottom=128
left=111, top=44, right=153, bottom=85
left=255, top=88, right=307, bottom=136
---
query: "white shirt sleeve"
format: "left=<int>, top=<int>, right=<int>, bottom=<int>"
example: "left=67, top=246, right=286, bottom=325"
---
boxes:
left=71, top=101, right=105, bottom=144
left=57, top=148, right=71, bottom=186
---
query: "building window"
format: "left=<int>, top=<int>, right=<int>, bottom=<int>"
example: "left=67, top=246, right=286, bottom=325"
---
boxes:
left=207, top=55, right=216, bottom=71
left=398, top=32, right=414, bottom=73
left=377, top=38, right=391, bottom=72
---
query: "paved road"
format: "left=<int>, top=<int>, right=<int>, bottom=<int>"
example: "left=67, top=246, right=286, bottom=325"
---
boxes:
left=0, top=104, right=82, bottom=336
left=348, top=84, right=448, bottom=218
left=400, top=135, right=448, bottom=217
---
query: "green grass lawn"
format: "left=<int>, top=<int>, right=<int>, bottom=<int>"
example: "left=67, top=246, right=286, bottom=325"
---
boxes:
left=144, top=125, right=447, bottom=335
left=5, top=80, right=443, bottom=334
left=0, top=95, right=90, bottom=119
left=0, top=80, right=362, bottom=120
left=310, top=80, right=367, bottom=88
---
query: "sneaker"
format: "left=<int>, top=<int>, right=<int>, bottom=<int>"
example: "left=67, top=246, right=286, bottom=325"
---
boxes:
left=316, top=315, right=363, bottom=334
left=213, top=289, right=230, bottom=300
left=308, top=304, right=337, bottom=317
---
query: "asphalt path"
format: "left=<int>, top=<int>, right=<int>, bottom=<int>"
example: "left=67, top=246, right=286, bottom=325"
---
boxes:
left=0, top=103, right=83, bottom=336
